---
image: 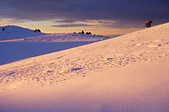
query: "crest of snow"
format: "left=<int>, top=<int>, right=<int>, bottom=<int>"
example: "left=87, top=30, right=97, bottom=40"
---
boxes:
left=23, top=33, right=110, bottom=42
left=0, top=25, right=44, bottom=40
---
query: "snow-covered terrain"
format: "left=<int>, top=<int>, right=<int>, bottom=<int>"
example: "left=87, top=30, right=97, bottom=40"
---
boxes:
left=0, top=23, right=169, bottom=112
left=0, top=25, right=44, bottom=40
left=0, top=25, right=110, bottom=65
left=0, top=41, right=95, bottom=65
left=0, top=25, right=109, bottom=42
left=23, top=33, right=110, bottom=42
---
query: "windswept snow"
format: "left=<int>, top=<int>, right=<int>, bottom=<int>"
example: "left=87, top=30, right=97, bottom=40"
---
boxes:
left=0, top=23, right=169, bottom=112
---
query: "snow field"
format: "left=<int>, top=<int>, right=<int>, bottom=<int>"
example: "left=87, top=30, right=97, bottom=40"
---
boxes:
left=0, top=23, right=169, bottom=112
left=0, top=23, right=169, bottom=91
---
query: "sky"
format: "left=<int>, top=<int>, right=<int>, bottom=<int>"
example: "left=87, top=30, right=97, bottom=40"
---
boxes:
left=0, top=0, right=169, bottom=36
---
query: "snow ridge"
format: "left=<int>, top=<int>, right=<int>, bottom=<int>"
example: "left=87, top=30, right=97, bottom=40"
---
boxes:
left=0, top=25, right=110, bottom=42
left=0, top=25, right=44, bottom=40
left=24, top=33, right=110, bottom=42
left=0, top=22, right=169, bottom=91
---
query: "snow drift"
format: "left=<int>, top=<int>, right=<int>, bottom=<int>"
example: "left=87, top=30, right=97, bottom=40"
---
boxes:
left=0, top=23, right=169, bottom=112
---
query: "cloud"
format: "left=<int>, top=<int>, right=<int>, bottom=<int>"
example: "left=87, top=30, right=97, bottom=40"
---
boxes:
left=55, top=19, right=88, bottom=23
left=55, top=20, right=78, bottom=23
left=0, top=0, right=169, bottom=27
left=51, top=24, right=94, bottom=27
left=99, top=21, right=113, bottom=24
left=0, top=18, right=23, bottom=25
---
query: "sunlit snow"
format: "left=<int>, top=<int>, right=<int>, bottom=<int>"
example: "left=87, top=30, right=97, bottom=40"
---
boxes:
left=0, top=23, right=169, bottom=112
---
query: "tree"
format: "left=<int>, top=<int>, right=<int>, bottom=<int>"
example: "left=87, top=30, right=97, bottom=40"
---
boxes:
left=78, top=30, right=85, bottom=34
left=81, top=30, right=84, bottom=34
left=86, top=32, right=92, bottom=35
left=34, top=29, right=41, bottom=32
left=145, top=20, right=152, bottom=28
left=2, top=27, right=5, bottom=31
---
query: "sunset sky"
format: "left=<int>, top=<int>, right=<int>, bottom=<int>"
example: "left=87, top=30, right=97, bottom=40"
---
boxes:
left=0, top=0, right=169, bottom=36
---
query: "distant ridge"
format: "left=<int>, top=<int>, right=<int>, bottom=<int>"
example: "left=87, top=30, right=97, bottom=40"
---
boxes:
left=0, top=25, right=44, bottom=40
left=0, top=25, right=110, bottom=42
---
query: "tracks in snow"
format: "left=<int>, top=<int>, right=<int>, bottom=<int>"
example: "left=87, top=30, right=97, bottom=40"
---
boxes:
left=0, top=51, right=169, bottom=91
left=0, top=27, right=169, bottom=91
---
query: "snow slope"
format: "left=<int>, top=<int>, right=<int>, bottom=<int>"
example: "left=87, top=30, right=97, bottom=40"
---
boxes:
left=23, top=33, right=110, bottom=42
left=0, top=23, right=169, bottom=112
left=0, top=25, right=110, bottom=65
left=0, top=41, right=95, bottom=65
left=0, top=25, right=110, bottom=42
left=0, top=25, right=44, bottom=40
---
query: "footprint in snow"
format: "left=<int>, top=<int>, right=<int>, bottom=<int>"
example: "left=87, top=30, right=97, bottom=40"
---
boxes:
left=71, top=68, right=83, bottom=72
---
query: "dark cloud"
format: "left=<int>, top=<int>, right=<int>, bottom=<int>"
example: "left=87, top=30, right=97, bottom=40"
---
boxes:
left=55, top=19, right=88, bottom=23
left=55, top=20, right=78, bottom=23
left=51, top=24, right=94, bottom=27
left=0, top=0, right=169, bottom=27
left=99, top=21, right=113, bottom=24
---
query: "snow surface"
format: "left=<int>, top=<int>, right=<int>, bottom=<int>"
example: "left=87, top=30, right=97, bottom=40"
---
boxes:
left=0, top=23, right=169, bottom=112
left=0, top=41, right=95, bottom=65
left=0, top=25, right=109, bottom=42
left=0, top=25, right=44, bottom=40
left=23, top=33, right=110, bottom=42
left=0, top=25, right=110, bottom=65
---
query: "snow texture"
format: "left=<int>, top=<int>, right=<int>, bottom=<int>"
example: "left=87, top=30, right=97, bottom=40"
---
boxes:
left=0, top=23, right=169, bottom=112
